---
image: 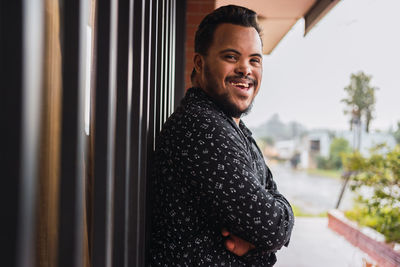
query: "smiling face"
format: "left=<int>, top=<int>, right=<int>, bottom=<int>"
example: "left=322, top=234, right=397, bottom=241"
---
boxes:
left=194, top=23, right=263, bottom=119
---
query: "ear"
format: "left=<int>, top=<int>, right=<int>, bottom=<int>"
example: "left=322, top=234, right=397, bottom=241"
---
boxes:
left=193, top=53, right=204, bottom=74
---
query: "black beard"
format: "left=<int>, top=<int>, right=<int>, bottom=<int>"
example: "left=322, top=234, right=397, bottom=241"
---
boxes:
left=203, top=64, right=255, bottom=118
left=211, top=91, right=254, bottom=118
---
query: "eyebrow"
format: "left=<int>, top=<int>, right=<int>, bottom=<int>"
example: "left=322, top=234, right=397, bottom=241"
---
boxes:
left=220, top=48, right=262, bottom=58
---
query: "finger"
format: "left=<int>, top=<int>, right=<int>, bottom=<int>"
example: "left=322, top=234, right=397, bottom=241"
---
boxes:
left=221, top=228, right=230, bottom=237
left=226, top=238, right=247, bottom=256
left=229, top=235, right=254, bottom=256
left=225, top=239, right=235, bottom=251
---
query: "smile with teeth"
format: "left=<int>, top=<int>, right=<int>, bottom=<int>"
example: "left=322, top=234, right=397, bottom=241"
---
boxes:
left=230, top=81, right=251, bottom=88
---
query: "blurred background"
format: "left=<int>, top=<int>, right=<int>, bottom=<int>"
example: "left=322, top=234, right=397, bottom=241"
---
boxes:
left=244, top=1, right=400, bottom=266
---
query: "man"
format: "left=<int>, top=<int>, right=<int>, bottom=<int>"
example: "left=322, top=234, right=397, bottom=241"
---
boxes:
left=150, top=5, right=294, bottom=266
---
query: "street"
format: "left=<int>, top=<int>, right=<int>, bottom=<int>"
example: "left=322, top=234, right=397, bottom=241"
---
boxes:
left=270, top=163, right=354, bottom=214
left=268, top=163, right=372, bottom=267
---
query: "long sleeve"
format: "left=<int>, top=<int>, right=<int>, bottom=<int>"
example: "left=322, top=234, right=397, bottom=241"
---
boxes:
left=150, top=88, right=293, bottom=266
left=172, top=105, right=294, bottom=252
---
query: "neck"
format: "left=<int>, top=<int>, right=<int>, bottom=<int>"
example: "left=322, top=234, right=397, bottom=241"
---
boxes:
left=233, top=117, right=240, bottom=126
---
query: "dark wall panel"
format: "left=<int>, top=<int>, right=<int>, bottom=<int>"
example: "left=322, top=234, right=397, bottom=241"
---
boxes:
left=5, top=0, right=186, bottom=266
left=1, top=1, right=23, bottom=266
left=112, top=0, right=131, bottom=265
left=175, top=0, right=187, bottom=107
left=92, top=0, right=119, bottom=266
left=2, top=1, right=44, bottom=266
left=57, top=0, right=88, bottom=266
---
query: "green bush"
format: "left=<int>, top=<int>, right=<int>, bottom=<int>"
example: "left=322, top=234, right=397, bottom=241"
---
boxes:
left=316, top=138, right=351, bottom=170
left=345, top=202, right=400, bottom=243
left=393, top=121, right=400, bottom=144
left=343, top=145, right=400, bottom=243
left=316, top=155, right=332, bottom=169
left=329, top=137, right=351, bottom=169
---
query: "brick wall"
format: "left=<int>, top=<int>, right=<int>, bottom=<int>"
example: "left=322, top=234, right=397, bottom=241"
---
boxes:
left=184, top=0, right=216, bottom=89
left=328, top=210, right=400, bottom=267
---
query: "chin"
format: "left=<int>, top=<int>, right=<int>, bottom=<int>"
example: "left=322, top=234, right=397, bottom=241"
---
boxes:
left=235, top=100, right=252, bottom=111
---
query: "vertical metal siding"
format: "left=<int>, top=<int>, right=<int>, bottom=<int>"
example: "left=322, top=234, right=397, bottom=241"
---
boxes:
left=57, top=0, right=89, bottom=266
left=1, top=2, right=23, bottom=266
left=112, top=0, right=131, bottom=265
left=155, top=0, right=164, bottom=136
left=174, top=0, right=187, bottom=107
left=18, top=0, right=45, bottom=265
left=159, top=0, right=167, bottom=128
left=4, top=0, right=186, bottom=266
left=3, top=0, right=45, bottom=266
left=92, top=0, right=119, bottom=265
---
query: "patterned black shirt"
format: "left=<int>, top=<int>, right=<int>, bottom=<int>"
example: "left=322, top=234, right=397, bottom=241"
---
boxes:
left=149, top=87, right=294, bottom=266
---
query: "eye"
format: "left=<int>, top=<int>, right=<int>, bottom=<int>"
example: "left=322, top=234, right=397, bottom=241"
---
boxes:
left=224, top=54, right=237, bottom=61
left=250, top=58, right=261, bottom=64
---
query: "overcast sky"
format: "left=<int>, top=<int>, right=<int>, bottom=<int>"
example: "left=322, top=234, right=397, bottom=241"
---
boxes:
left=243, top=0, right=400, bottom=131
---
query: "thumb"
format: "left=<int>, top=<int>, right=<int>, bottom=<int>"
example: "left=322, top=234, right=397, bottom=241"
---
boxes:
left=225, top=239, right=235, bottom=251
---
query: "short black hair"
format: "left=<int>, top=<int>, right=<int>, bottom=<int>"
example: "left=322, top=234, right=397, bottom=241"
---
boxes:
left=194, top=5, right=262, bottom=56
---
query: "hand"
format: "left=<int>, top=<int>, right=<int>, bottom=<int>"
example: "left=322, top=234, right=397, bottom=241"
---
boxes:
left=221, top=228, right=255, bottom=256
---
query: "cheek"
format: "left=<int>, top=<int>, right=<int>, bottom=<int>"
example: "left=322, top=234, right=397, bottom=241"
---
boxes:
left=255, top=66, right=262, bottom=78
left=216, top=70, right=230, bottom=85
left=254, top=69, right=262, bottom=86
left=216, top=63, right=234, bottom=79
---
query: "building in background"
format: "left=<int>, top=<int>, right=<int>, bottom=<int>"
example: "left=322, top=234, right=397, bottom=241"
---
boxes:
left=274, top=129, right=396, bottom=169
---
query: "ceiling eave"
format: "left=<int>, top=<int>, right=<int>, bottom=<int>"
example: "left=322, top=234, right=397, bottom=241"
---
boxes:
left=304, top=0, right=341, bottom=36
left=215, top=0, right=341, bottom=55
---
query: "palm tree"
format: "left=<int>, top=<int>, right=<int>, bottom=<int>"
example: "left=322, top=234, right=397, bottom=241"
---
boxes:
left=341, top=71, right=378, bottom=150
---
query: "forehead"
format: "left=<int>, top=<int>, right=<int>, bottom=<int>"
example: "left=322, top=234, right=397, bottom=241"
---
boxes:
left=209, top=23, right=262, bottom=54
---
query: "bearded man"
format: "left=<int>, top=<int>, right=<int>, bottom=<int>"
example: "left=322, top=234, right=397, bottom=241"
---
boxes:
left=150, top=5, right=294, bottom=266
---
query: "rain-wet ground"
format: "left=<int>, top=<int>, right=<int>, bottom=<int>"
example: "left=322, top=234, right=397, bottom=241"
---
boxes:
left=268, top=163, right=373, bottom=267
left=270, top=162, right=355, bottom=214
left=275, top=217, right=372, bottom=267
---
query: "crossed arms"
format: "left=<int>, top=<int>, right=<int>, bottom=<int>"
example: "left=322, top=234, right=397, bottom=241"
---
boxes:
left=176, top=111, right=294, bottom=259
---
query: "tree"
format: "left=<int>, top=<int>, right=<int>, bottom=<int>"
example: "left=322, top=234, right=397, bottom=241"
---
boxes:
left=342, top=71, right=378, bottom=150
left=329, top=137, right=351, bottom=169
left=316, top=137, right=351, bottom=170
left=393, top=121, right=400, bottom=144
left=343, top=145, right=400, bottom=242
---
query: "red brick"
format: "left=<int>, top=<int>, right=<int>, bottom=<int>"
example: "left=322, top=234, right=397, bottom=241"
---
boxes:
left=188, top=0, right=215, bottom=7
left=186, top=30, right=196, bottom=38
left=186, top=2, right=212, bottom=13
left=186, top=36, right=195, bottom=45
left=184, top=0, right=217, bottom=88
left=328, top=211, right=400, bottom=267
left=186, top=25, right=197, bottom=34
left=187, top=13, right=205, bottom=26
left=187, top=6, right=210, bottom=12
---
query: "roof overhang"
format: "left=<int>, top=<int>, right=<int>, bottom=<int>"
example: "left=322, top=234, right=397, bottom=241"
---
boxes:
left=215, top=0, right=341, bottom=54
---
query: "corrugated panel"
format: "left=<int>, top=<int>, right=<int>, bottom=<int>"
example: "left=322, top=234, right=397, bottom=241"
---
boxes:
left=4, top=0, right=186, bottom=266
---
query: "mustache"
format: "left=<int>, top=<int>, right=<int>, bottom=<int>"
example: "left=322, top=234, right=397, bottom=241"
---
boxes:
left=225, top=75, right=256, bottom=84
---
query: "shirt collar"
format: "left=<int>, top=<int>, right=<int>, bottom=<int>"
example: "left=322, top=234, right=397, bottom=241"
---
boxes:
left=238, top=120, right=253, bottom=138
left=183, top=87, right=254, bottom=138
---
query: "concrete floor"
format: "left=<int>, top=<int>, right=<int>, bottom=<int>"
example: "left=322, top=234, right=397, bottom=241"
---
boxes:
left=267, top=164, right=374, bottom=267
left=274, top=217, right=373, bottom=267
left=270, top=163, right=355, bottom=215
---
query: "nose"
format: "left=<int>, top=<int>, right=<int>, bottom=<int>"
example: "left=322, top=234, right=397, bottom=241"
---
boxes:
left=235, top=60, right=251, bottom=77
